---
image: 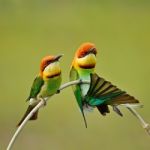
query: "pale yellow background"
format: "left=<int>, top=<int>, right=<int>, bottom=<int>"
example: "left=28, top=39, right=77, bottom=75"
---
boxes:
left=0, top=1, right=150, bottom=150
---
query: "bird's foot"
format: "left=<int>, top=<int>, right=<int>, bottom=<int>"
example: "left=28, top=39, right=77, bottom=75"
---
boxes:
left=79, top=79, right=83, bottom=85
left=39, top=98, right=47, bottom=106
left=113, top=105, right=123, bottom=117
left=56, top=89, right=60, bottom=94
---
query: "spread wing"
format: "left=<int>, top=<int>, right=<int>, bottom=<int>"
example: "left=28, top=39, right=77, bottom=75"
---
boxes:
left=87, top=73, right=139, bottom=106
left=26, top=75, right=44, bottom=101
left=70, top=67, right=87, bottom=127
left=85, top=73, right=139, bottom=116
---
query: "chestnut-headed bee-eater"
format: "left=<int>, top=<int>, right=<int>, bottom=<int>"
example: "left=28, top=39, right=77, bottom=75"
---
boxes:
left=17, top=55, right=63, bottom=126
left=70, top=43, right=139, bottom=127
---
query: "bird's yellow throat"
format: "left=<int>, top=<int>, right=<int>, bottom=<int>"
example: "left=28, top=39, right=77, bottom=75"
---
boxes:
left=43, top=62, right=61, bottom=78
left=76, top=53, right=96, bottom=69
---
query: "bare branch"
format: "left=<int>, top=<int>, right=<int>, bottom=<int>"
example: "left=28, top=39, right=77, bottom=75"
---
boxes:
left=6, top=80, right=90, bottom=150
left=7, top=100, right=45, bottom=150
left=7, top=79, right=150, bottom=150
left=121, top=104, right=150, bottom=135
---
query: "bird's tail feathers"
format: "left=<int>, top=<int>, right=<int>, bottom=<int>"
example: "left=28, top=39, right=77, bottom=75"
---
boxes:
left=82, top=111, right=87, bottom=128
left=112, top=105, right=123, bottom=116
left=17, top=105, right=38, bottom=127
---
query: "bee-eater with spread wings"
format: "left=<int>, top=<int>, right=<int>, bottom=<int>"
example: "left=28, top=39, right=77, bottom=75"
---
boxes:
left=70, top=43, right=139, bottom=127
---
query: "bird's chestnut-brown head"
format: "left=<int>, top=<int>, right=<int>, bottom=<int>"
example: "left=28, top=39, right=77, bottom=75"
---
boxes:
left=74, top=42, right=97, bottom=69
left=40, top=55, right=63, bottom=78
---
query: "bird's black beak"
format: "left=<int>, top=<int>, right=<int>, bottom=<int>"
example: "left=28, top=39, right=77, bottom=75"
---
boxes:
left=55, top=54, right=64, bottom=61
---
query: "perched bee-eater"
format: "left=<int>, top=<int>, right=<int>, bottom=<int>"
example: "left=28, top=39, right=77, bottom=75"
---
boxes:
left=70, top=43, right=139, bottom=127
left=17, top=55, right=63, bottom=126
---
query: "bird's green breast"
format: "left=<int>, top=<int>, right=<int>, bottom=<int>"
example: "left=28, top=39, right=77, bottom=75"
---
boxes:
left=39, top=75, right=61, bottom=98
left=77, top=68, right=94, bottom=96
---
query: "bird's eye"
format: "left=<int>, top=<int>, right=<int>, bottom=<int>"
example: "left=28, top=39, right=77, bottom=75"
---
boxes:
left=46, top=60, right=54, bottom=65
left=47, top=60, right=51, bottom=64
left=47, top=58, right=58, bottom=65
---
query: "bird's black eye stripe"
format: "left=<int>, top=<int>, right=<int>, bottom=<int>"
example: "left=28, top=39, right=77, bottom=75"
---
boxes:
left=82, top=51, right=88, bottom=57
left=42, top=59, right=57, bottom=71
left=46, top=60, right=52, bottom=66
left=46, top=59, right=56, bottom=65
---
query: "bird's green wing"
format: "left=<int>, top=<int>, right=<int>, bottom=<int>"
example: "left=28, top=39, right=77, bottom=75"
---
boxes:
left=86, top=73, right=139, bottom=106
left=70, top=67, right=87, bottom=127
left=26, top=75, right=44, bottom=101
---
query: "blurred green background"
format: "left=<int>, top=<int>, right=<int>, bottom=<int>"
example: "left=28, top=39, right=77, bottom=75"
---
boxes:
left=0, top=0, right=150, bottom=150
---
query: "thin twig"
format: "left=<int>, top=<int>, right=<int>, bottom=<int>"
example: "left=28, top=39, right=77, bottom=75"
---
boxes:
left=59, top=79, right=89, bottom=91
left=6, top=80, right=90, bottom=150
left=7, top=80, right=150, bottom=150
left=6, top=100, right=45, bottom=150
left=122, top=104, right=150, bottom=135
